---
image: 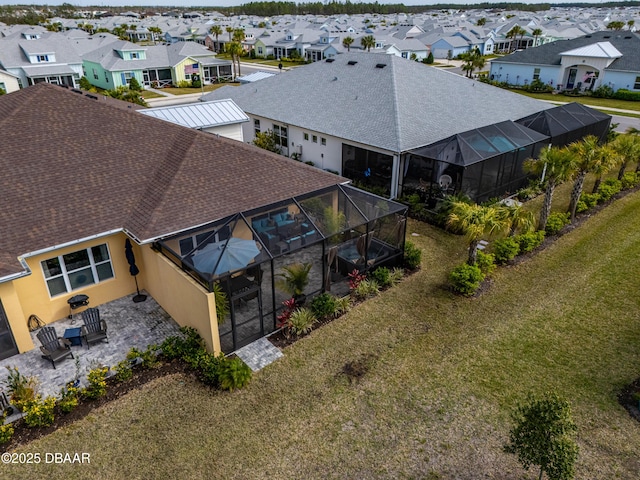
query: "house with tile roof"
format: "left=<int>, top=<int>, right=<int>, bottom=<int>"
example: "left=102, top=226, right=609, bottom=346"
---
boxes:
left=203, top=52, right=604, bottom=201
left=0, top=82, right=407, bottom=358
left=489, top=31, right=640, bottom=92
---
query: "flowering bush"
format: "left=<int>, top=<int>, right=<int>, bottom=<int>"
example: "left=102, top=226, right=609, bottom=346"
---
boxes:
left=58, top=383, right=80, bottom=414
left=23, top=395, right=56, bottom=428
left=276, top=298, right=297, bottom=331
left=0, top=420, right=13, bottom=444
left=82, top=367, right=108, bottom=400
left=348, top=269, right=366, bottom=291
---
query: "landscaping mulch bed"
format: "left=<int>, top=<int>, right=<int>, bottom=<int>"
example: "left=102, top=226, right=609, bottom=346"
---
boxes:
left=1, top=359, right=192, bottom=453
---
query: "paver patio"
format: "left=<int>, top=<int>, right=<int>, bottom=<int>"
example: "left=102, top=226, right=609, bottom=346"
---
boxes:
left=0, top=292, right=181, bottom=400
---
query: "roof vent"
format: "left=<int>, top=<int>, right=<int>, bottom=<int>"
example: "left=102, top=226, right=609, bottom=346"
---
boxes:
left=86, top=94, right=98, bottom=100
left=325, top=58, right=335, bottom=63
left=603, top=35, right=611, bottom=39
left=347, top=60, right=358, bottom=65
left=585, top=35, right=592, bottom=38
left=625, top=36, right=632, bottom=39
left=71, top=89, right=83, bottom=94
left=375, top=63, right=387, bottom=69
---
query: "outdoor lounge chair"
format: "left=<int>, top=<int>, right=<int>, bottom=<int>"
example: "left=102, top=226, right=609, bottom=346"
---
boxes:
left=81, top=308, right=108, bottom=348
left=36, top=326, right=74, bottom=369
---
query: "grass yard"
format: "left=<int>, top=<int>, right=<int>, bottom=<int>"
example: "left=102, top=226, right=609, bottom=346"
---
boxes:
left=160, top=83, right=239, bottom=95
left=513, top=90, right=640, bottom=113
left=5, top=191, right=640, bottom=479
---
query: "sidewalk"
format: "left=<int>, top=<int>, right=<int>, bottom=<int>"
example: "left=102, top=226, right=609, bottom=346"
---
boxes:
left=145, top=91, right=205, bottom=107
left=538, top=99, right=640, bottom=115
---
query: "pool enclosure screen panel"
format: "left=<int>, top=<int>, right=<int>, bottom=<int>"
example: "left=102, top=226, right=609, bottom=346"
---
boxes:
left=516, top=102, right=611, bottom=146
left=342, top=144, right=393, bottom=196
left=405, top=120, right=548, bottom=202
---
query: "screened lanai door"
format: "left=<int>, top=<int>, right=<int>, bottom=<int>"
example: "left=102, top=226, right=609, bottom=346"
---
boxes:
left=218, top=278, right=265, bottom=353
left=0, top=301, right=18, bottom=360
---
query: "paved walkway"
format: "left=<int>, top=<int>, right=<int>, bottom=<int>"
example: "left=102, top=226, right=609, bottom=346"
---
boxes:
left=234, top=337, right=283, bottom=371
left=0, top=292, right=181, bottom=400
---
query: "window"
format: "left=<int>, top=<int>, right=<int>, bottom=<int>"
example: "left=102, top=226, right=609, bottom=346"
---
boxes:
left=303, top=133, right=309, bottom=141
left=105, top=72, right=109, bottom=83
left=124, top=72, right=133, bottom=84
left=312, top=135, right=317, bottom=143
left=634, top=76, right=640, bottom=90
left=37, top=55, right=49, bottom=62
left=41, top=244, right=114, bottom=297
left=401, top=52, right=408, bottom=58
left=131, top=52, right=139, bottom=59
left=533, top=68, right=540, bottom=80
left=0, top=82, right=5, bottom=92
left=92, top=68, right=98, bottom=80
left=321, top=137, right=326, bottom=146
left=273, top=124, right=288, bottom=147
left=257, top=47, right=263, bottom=55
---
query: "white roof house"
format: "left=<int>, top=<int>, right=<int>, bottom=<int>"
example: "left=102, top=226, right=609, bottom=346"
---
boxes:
left=139, top=99, right=249, bottom=142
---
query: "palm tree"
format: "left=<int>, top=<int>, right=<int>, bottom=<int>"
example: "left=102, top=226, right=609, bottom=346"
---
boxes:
left=567, top=135, right=600, bottom=221
left=524, top=146, right=575, bottom=231
left=227, top=41, right=243, bottom=79
left=497, top=202, right=535, bottom=236
left=591, top=144, right=620, bottom=193
left=611, top=133, right=640, bottom=179
left=209, top=25, right=222, bottom=52
left=506, top=25, right=526, bottom=52
left=148, top=26, right=162, bottom=45
left=447, top=202, right=511, bottom=265
left=226, top=25, right=233, bottom=43
left=342, top=36, right=354, bottom=52
left=360, top=35, right=376, bottom=52
left=531, top=28, right=542, bottom=47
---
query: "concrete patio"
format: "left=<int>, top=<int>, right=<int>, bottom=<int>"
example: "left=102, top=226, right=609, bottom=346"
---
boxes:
left=0, top=291, right=181, bottom=399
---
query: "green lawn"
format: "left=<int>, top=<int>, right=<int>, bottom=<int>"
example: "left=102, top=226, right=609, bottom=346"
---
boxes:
left=160, top=83, right=239, bottom=95
left=513, top=90, right=640, bottom=113
left=5, top=190, right=640, bottom=479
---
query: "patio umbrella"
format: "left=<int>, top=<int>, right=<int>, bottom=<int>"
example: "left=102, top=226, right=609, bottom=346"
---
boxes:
left=191, top=237, right=260, bottom=277
left=125, top=238, right=147, bottom=303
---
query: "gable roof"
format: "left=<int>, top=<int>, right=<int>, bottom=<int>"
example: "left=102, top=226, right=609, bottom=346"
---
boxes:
left=492, top=31, right=640, bottom=72
left=0, top=83, right=344, bottom=280
left=560, top=41, right=622, bottom=59
left=203, top=52, right=552, bottom=153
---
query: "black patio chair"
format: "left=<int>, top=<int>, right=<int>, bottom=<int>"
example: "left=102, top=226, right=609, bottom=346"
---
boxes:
left=81, top=308, right=108, bottom=349
left=36, top=326, right=74, bottom=369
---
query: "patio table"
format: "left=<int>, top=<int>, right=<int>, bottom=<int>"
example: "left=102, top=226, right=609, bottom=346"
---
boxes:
left=63, top=327, right=83, bottom=347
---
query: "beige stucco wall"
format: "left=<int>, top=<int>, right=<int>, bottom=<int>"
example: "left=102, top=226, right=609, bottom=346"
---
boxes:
left=12, top=232, right=138, bottom=328
left=139, top=245, right=221, bottom=353
left=0, top=281, right=32, bottom=353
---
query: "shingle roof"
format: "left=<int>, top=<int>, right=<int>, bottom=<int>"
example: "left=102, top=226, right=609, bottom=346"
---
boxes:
left=0, top=83, right=344, bottom=279
left=203, top=52, right=552, bottom=153
left=492, top=31, right=640, bottom=72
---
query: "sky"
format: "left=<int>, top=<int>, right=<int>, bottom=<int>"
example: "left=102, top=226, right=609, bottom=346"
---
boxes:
left=0, top=0, right=617, bottom=7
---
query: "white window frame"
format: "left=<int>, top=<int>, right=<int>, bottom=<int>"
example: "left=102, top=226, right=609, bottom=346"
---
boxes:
left=37, top=55, right=49, bottom=62
left=254, top=119, right=260, bottom=135
left=533, top=68, right=540, bottom=80
left=634, top=76, right=640, bottom=90
left=321, top=137, right=326, bottom=146
left=41, top=244, right=114, bottom=297
left=303, top=133, right=309, bottom=141
left=273, top=124, right=288, bottom=147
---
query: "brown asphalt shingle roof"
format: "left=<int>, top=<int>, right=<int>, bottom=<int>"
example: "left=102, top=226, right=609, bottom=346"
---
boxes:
left=0, top=83, right=344, bottom=279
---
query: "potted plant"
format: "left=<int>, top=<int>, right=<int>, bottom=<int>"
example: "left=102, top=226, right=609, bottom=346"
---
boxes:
left=276, top=262, right=312, bottom=304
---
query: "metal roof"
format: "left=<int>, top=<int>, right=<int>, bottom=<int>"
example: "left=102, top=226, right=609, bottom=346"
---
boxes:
left=560, top=41, right=622, bottom=58
left=236, top=71, right=276, bottom=83
left=139, top=99, right=249, bottom=129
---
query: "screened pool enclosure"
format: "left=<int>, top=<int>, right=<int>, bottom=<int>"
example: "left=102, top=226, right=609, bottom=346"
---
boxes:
left=157, top=184, right=407, bottom=353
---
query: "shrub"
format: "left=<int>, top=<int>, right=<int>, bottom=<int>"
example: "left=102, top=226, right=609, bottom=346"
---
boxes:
left=127, top=345, right=160, bottom=369
left=217, top=356, right=252, bottom=391
left=197, top=352, right=223, bottom=387
left=591, top=85, right=614, bottom=98
left=310, top=293, right=337, bottom=319
left=621, top=172, right=640, bottom=190
left=493, top=237, right=520, bottom=264
left=288, top=308, right=317, bottom=336
left=613, top=89, right=640, bottom=102
left=369, top=266, right=391, bottom=287
left=4, top=366, right=38, bottom=412
left=333, top=296, right=351, bottom=316
left=597, top=179, right=622, bottom=202
left=388, top=267, right=405, bottom=286
left=545, top=212, right=570, bottom=236
left=160, top=326, right=205, bottom=361
left=82, top=367, right=108, bottom=400
left=23, top=395, right=56, bottom=428
left=515, top=231, right=545, bottom=254
left=114, top=359, right=133, bottom=382
left=476, top=250, right=496, bottom=276
left=176, top=80, right=191, bottom=88
left=404, top=241, right=422, bottom=270
left=0, top=421, right=13, bottom=444
left=352, top=279, right=380, bottom=300
left=58, top=383, right=80, bottom=414
left=576, top=193, right=600, bottom=213
left=128, top=77, right=142, bottom=92
left=449, top=263, right=484, bottom=296
left=79, top=76, right=93, bottom=91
